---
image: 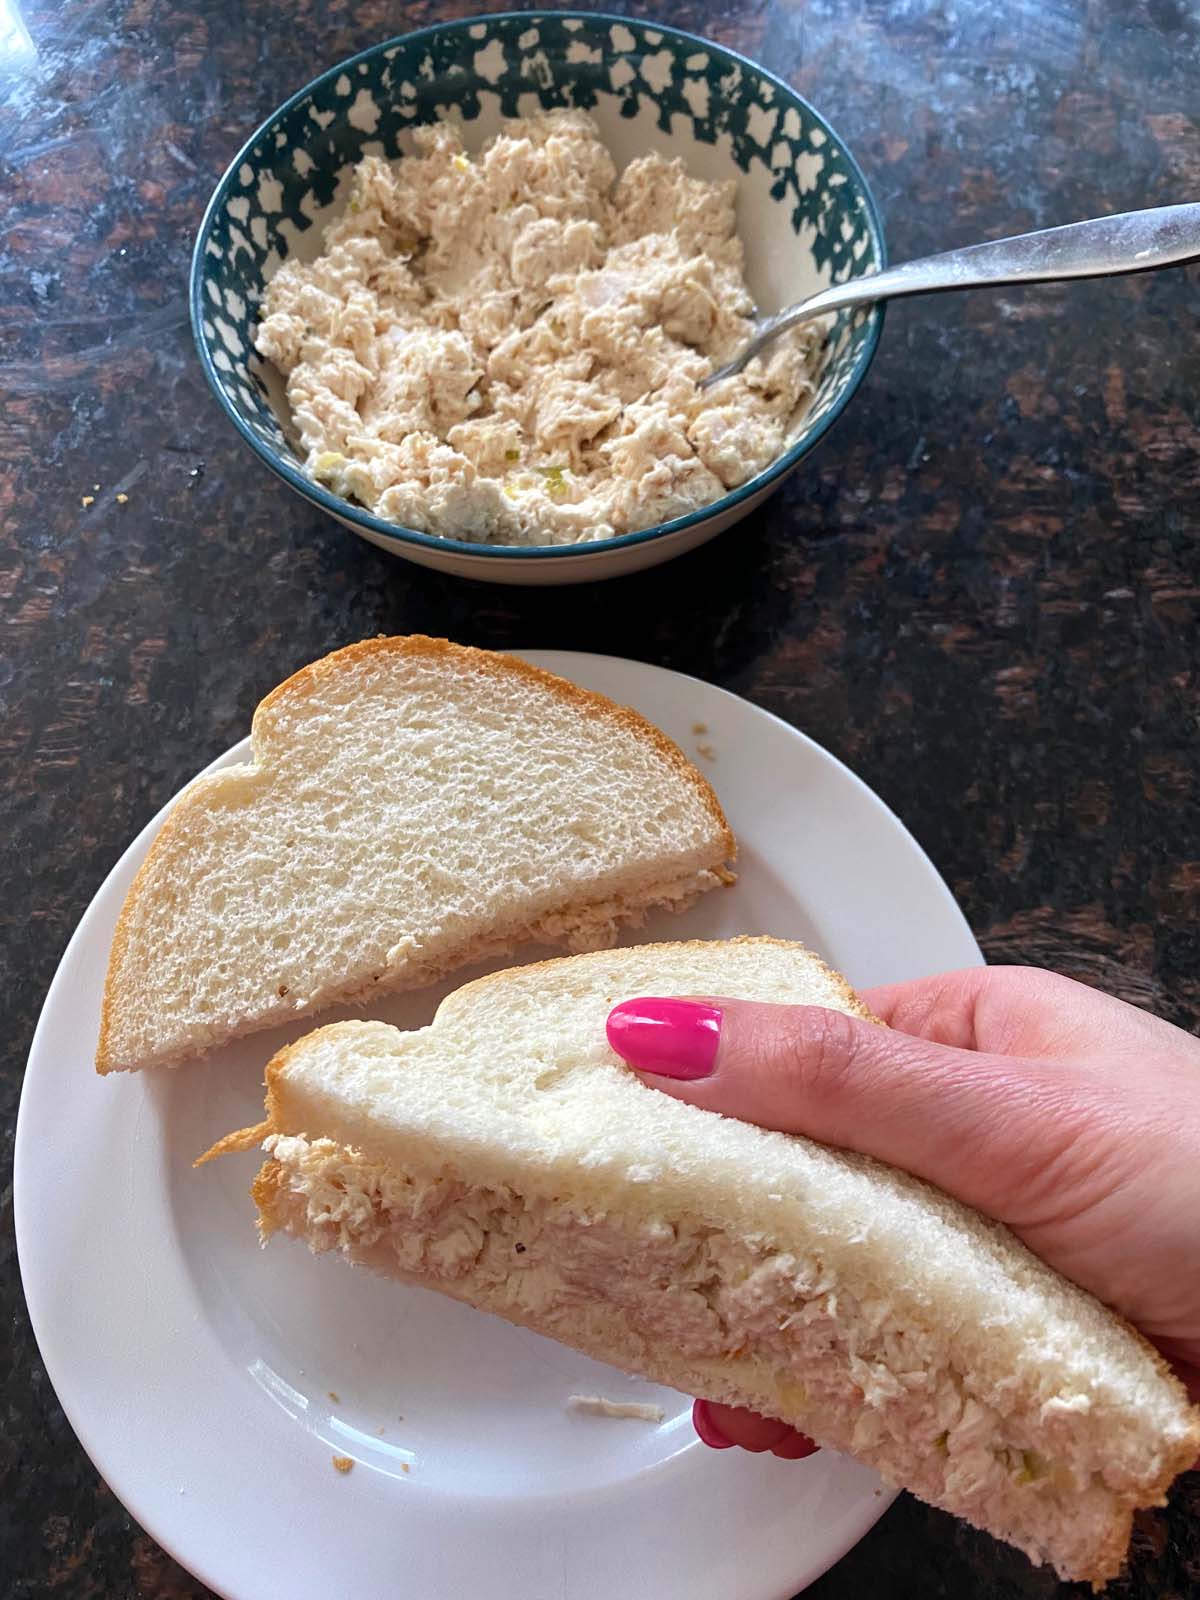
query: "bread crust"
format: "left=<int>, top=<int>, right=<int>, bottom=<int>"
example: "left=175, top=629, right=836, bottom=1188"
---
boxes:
left=435, top=931, right=882, bottom=1025
left=253, top=637, right=733, bottom=861
left=96, top=636, right=735, bottom=1074
left=200, top=934, right=883, bottom=1164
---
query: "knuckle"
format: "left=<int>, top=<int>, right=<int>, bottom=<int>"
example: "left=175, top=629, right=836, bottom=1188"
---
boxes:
left=769, top=1005, right=862, bottom=1105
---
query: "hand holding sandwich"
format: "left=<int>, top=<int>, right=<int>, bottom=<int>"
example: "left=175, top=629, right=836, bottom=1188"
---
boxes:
left=607, top=966, right=1200, bottom=1455
left=214, top=938, right=1198, bottom=1582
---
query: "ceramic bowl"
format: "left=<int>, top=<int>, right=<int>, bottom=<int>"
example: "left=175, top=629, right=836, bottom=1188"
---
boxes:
left=190, top=11, right=885, bottom=585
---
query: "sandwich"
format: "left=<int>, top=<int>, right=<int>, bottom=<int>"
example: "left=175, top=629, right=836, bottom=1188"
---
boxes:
left=96, top=636, right=734, bottom=1073
left=203, top=937, right=1200, bottom=1589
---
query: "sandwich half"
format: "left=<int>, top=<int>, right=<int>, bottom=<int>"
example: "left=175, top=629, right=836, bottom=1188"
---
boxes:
left=204, top=937, right=1200, bottom=1589
left=97, top=637, right=733, bottom=1073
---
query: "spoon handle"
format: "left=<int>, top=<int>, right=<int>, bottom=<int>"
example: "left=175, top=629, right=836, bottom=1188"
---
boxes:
left=712, top=202, right=1200, bottom=382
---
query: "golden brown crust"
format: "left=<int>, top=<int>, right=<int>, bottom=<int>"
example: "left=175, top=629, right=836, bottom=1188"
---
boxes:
left=96, top=635, right=735, bottom=1075
left=250, top=1155, right=285, bottom=1233
left=197, top=938, right=877, bottom=1164
left=1126, top=1361, right=1200, bottom=1499
left=193, top=1119, right=273, bottom=1167
left=95, top=755, right=271, bottom=1076
left=94, top=767, right=230, bottom=1075
left=251, top=1156, right=282, bottom=1209
left=430, top=933, right=884, bottom=1028
left=252, top=635, right=733, bottom=858
left=194, top=1036, right=304, bottom=1164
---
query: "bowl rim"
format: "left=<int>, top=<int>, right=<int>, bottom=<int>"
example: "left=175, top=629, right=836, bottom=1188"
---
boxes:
left=189, top=8, right=887, bottom=563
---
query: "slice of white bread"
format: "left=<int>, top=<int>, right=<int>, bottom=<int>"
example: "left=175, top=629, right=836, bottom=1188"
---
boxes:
left=96, top=637, right=734, bottom=1073
left=204, top=937, right=1200, bottom=1589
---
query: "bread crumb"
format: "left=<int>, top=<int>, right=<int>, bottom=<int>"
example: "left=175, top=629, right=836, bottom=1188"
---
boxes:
left=332, top=1455, right=354, bottom=1474
left=691, top=722, right=708, bottom=735
left=115, top=492, right=129, bottom=504
left=401, top=1462, right=411, bottom=1474
left=80, top=495, right=94, bottom=507
left=375, top=1426, right=386, bottom=1436
left=327, top=1390, right=340, bottom=1403
left=567, top=1394, right=665, bottom=1422
left=696, top=743, right=717, bottom=761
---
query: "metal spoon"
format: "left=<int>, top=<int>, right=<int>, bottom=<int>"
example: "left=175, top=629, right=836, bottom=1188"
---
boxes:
left=703, top=202, right=1200, bottom=387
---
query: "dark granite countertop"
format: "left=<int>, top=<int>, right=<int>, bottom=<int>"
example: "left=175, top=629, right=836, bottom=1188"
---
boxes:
left=3, top=0, right=1199, bottom=1595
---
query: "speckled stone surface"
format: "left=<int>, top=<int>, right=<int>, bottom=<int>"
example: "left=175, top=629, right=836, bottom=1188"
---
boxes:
left=2, top=1, right=1198, bottom=1596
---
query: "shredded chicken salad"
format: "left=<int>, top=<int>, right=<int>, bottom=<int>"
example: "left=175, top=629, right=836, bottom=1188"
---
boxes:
left=255, top=110, right=820, bottom=546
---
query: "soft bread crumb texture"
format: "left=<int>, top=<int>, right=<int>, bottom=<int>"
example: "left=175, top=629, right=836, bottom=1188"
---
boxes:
left=227, top=938, right=1200, bottom=1590
left=97, top=637, right=733, bottom=1074
left=254, top=110, right=821, bottom=546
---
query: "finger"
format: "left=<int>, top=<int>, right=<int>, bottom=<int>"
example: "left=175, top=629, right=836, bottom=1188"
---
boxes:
left=770, top=1430, right=821, bottom=1460
left=691, top=1399, right=734, bottom=1448
left=693, top=1400, right=818, bottom=1458
left=860, top=967, right=998, bottom=1049
left=865, top=966, right=1177, bottom=1064
left=607, top=996, right=1107, bottom=1224
left=862, top=966, right=1090, bottom=1057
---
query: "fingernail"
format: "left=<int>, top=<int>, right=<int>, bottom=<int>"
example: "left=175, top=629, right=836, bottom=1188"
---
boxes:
left=606, top=998, right=723, bottom=1079
left=770, top=1432, right=820, bottom=1461
left=692, top=1399, right=734, bottom=1449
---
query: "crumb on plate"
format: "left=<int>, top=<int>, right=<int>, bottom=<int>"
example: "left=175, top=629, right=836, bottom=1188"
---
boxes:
left=567, top=1393, right=666, bottom=1422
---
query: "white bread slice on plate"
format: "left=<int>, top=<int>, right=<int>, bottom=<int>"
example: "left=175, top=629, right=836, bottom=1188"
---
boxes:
left=96, top=638, right=733, bottom=1074
left=203, top=937, right=1200, bottom=1590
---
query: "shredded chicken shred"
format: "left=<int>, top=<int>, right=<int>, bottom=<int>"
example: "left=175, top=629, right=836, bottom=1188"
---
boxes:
left=255, top=110, right=820, bottom=545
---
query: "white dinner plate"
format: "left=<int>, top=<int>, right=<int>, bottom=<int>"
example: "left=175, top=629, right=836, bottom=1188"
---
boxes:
left=16, top=650, right=982, bottom=1600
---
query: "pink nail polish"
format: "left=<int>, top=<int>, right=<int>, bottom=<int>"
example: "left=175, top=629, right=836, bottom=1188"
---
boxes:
left=606, top=998, right=722, bottom=1079
left=770, top=1432, right=820, bottom=1461
left=692, top=1399, right=734, bottom=1449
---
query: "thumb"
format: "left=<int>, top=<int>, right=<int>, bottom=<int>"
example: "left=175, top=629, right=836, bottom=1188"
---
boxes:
left=605, top=997, right=1101, bottom=1227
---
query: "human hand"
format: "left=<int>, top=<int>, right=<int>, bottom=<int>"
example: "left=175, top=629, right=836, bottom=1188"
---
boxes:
left=606, top=966, right=1200, bottom=1456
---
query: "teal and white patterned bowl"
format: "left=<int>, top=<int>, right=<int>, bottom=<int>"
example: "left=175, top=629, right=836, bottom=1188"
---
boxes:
left=190, top=12, right=885, bottom=585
